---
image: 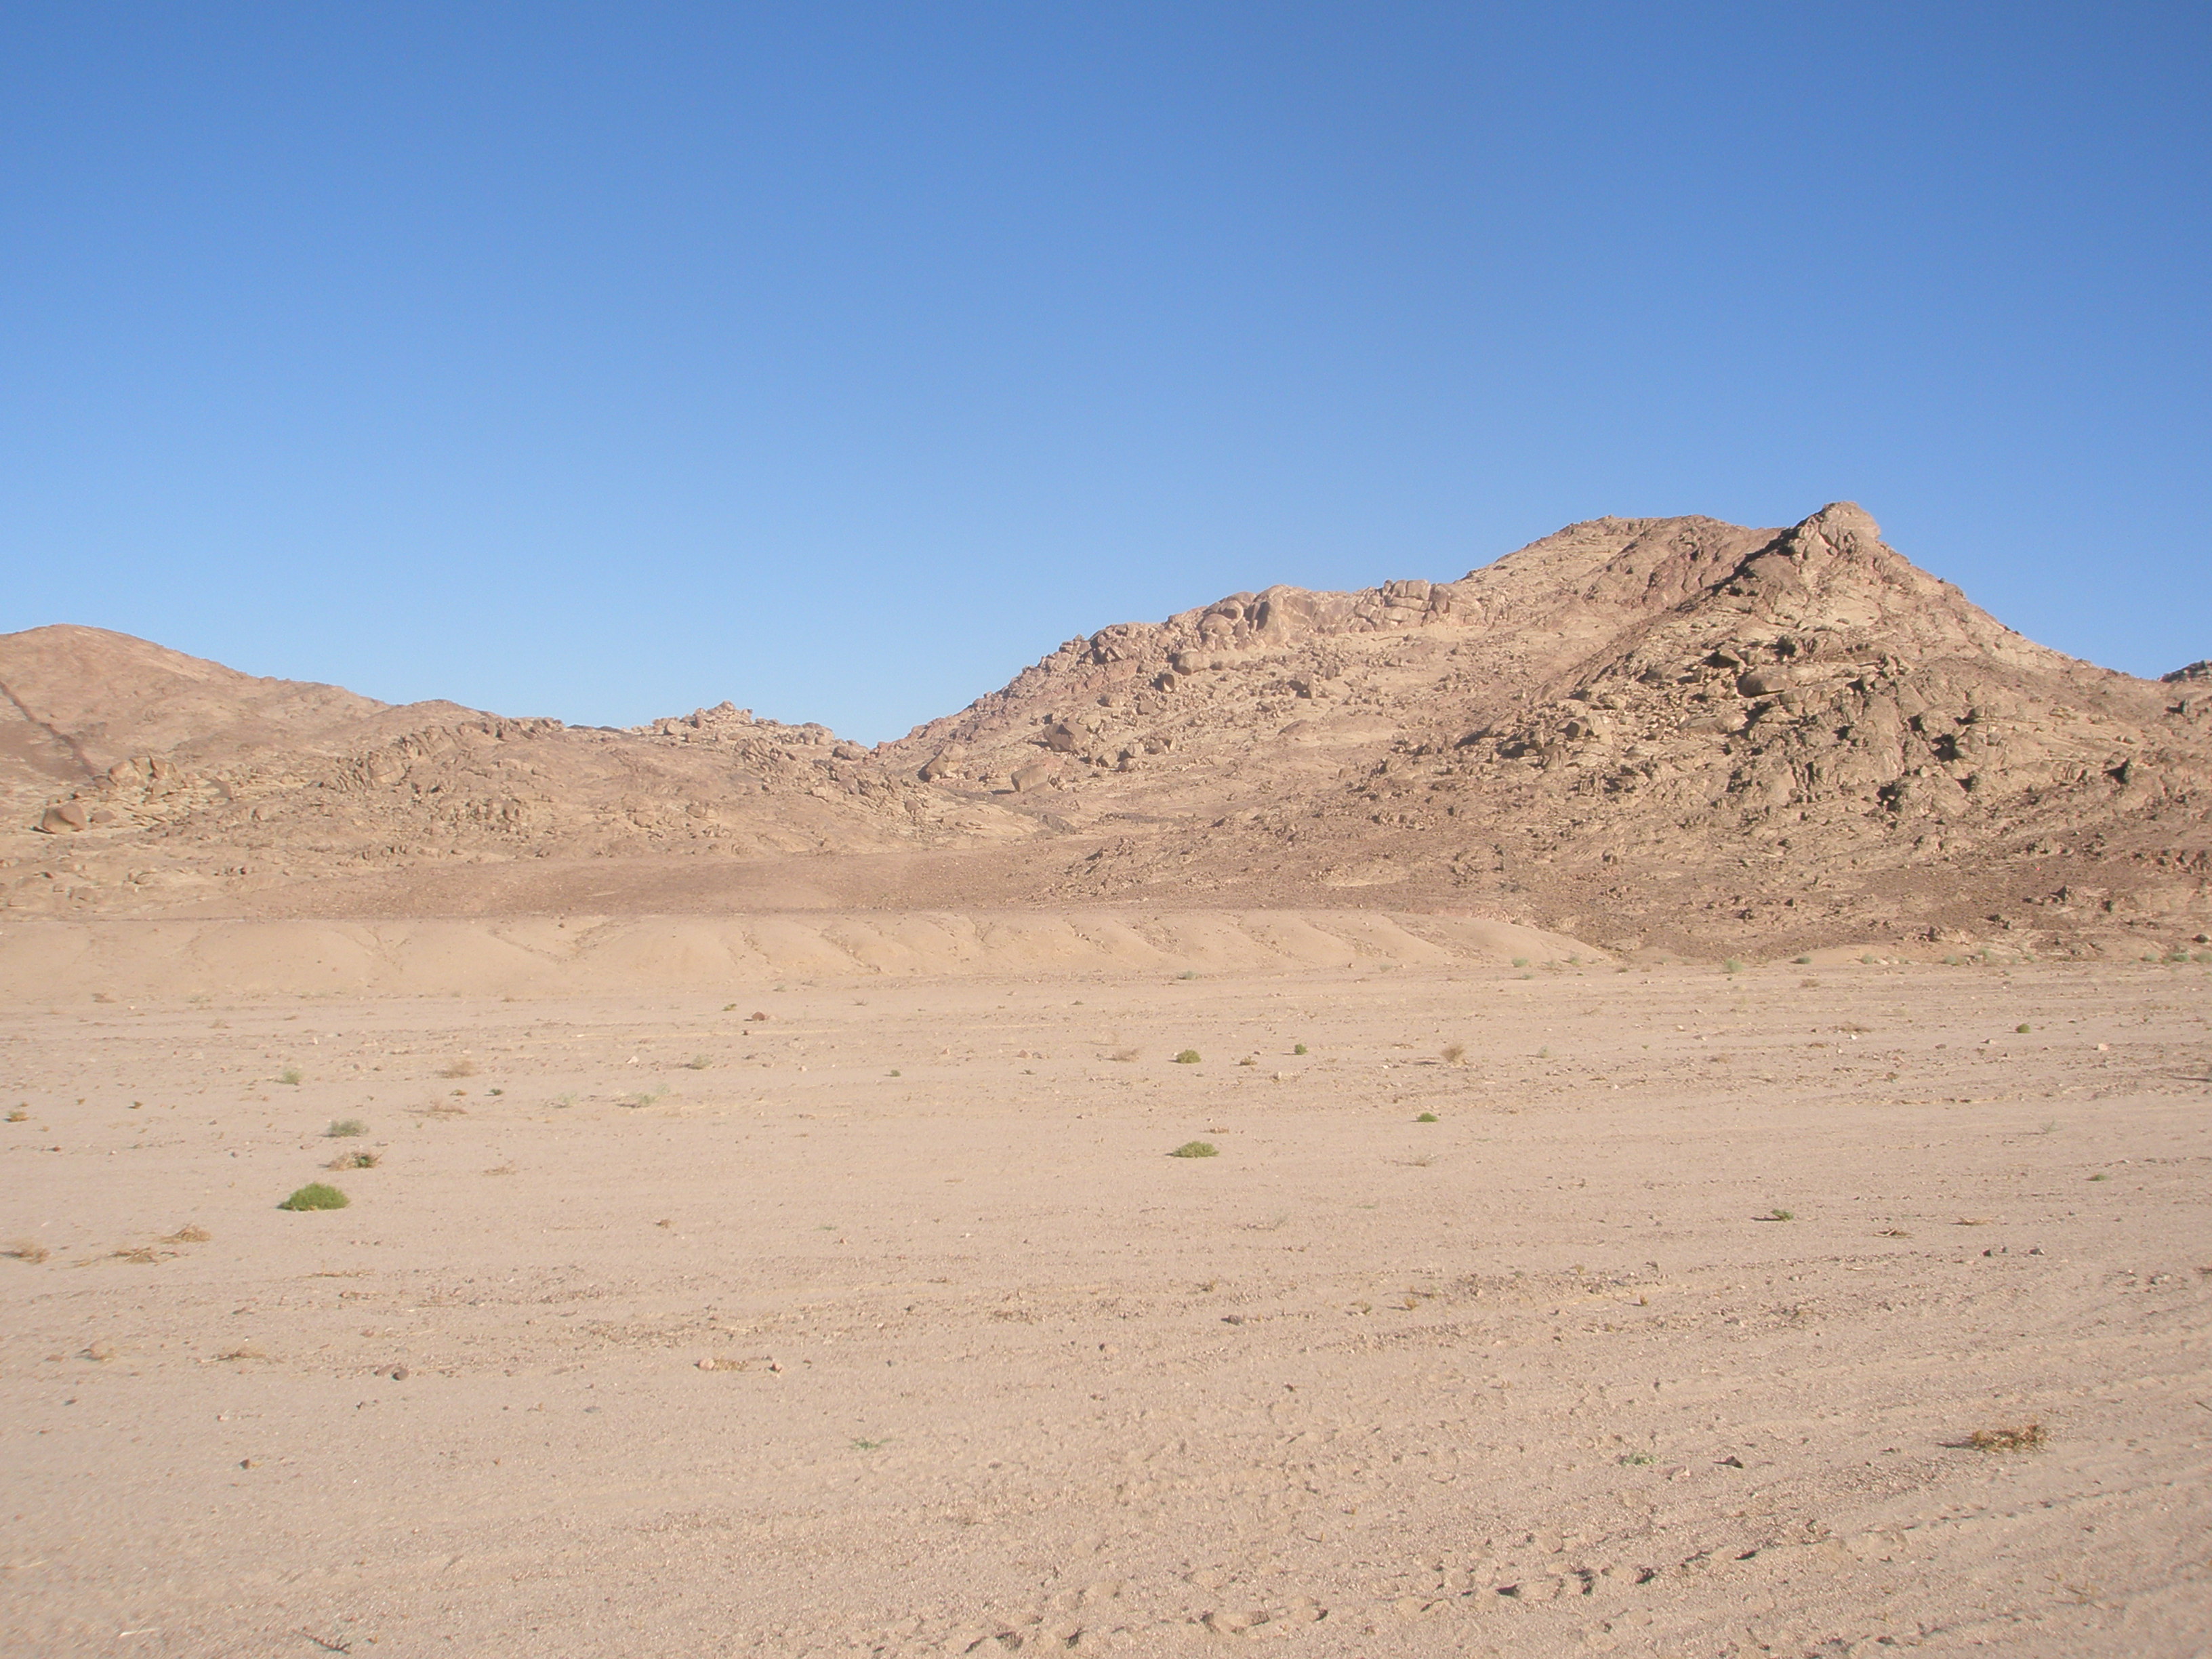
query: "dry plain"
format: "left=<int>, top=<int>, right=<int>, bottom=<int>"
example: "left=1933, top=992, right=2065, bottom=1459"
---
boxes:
left=3, top=945, right=2210, bottom=1658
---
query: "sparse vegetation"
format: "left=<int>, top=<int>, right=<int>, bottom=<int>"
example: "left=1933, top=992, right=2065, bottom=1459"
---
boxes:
left=2016, top=1023, right=2030, bottom=1033
left=1511, top=957, right=1529, bottom=968
left=1292, top=1044, right=1307, bottom=1055
left=684, top=1054, right=712, bottom=1069
left=438, top=1058, right=478, bottom=1078
left=1415, top=1111, right=1439, bottom=1123
left=278, top=1183, right=348, bottom=1211
left=328, top=1149, right=379, bottom=1169
left=1756, top=1208, right=1795, bottom=1222
left=110, top=1245, right=159, bottom=1265
left=5, top=1240, right=50, bottom=1264
left=621, top=1088, right=667, bottom=1109
left=160, top=1225, right=211, bottom=1244
left=325, top=1118, right=368, bottom=1138
left=1722, top=959, right=1744, bottom=975
left=6, top=1107, right=25, bottom=1122
left=1168, top=1140, right=1218, bottom=1158
left=1967, top=1422, right=2045, bottom=1452
left=1441, top=1042, right=1465, bottom=1065
left=278, top=1067, right=304, bottom=1086
left=1173, top=1049, right=1201, bottom=1065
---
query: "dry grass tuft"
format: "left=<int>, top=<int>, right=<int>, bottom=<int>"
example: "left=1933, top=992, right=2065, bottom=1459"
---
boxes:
left=5, top=1239, right=52, bottom=1264
left=1441, top=1042, right=1466, bottom=1065
left=328, top=1149, right=380, bottom=1169
left=438, top=1058, right=478, bottom=1078
left=110, top=1246, right=161, bottom=1265
left=160, top=1225, right=211, bottom=1244
left=1967, top=1422, right=2045, bottom=1452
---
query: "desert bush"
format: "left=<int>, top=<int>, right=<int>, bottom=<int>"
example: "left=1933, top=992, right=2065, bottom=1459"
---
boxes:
left=438, top=1059, right=478, bottom=1078
left=325, top=1118, right=368, bottom=1138
left=1416, top=1112, right=1439, bottom=1123
left=1968, top=1422, right=2045, bottom=1452
left=1173, top=1050, right=1201, bottom=1065
left=4, top=1240, right=49, bottom=1264
left=684, top=1054, right=712, bottom=1070
left=278, top=1067, right=304, bottom=1086
left=1168, top=1141, right=1218, bottom=1158
left=1441, top=1043, right=1465, bottom=1065
left=279, top=1183, right=348, bottom=1211
left=328, top=1150, right=379, bottom=1170
left=160, top=1225, right=211, bottom=1244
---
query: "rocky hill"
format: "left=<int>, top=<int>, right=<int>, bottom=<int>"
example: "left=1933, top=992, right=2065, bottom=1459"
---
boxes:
left=0, top=628, right=1019, bottom=918
left=6, top=507, right=2207, bottom=956
left=880, top=503, right=2212, bottom=954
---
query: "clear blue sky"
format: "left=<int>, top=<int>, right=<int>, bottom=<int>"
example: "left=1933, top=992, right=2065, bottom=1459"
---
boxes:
left=3, top=3, right=2207, bottom=741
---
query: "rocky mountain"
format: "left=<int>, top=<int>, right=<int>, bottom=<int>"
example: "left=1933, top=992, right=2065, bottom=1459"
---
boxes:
left=6, top=507, right=2207, bottom=956
left=879, top=503, right=2211, bottom=954
left=0, top=628, right=1017, bottom=917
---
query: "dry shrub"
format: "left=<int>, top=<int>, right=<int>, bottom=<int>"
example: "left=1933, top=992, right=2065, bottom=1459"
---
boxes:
left=160, top=1225, right=211, bottom=1244
left=1968, top=1422, right=2045, bottom=1452
left=438, top=1058, right=478, bottom=1079
left=5, top=1240, right=51, bottom=1264
left=1441, top=1042, right=1467, bottom=1065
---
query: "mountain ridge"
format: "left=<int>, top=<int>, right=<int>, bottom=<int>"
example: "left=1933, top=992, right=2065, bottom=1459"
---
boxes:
left=5, top=504, right=2206, bottom=957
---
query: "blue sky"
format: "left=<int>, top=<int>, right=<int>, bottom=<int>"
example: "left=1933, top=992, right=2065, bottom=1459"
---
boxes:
left=3, top=3, right=2207, bottom=741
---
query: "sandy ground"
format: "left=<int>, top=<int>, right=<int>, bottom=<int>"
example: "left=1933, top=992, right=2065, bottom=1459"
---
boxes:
left=3, top=955, right=2209, bottom=1658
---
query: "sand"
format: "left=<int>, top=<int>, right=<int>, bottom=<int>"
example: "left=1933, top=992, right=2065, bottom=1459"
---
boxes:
left=3, top=951, right=2209, bottom=1656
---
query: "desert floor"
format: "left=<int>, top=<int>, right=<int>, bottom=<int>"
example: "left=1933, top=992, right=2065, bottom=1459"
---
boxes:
left=3, top=954, right=2209, bottom=1657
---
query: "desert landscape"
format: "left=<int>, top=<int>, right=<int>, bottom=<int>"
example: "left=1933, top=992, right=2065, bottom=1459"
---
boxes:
left=3, top=506, right=2209, bottom=1656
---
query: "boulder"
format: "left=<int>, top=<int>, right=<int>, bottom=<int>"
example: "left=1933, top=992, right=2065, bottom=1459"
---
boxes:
left=38, top=800, right=89, bottom=834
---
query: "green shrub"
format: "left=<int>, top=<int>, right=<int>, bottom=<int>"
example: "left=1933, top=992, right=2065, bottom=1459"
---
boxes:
left=1168, top=1141, right=1218, bottom=1158
left=278, top=1067, right=304, bottom=1086
left=1415, top=1112, right=1439, bottom=1123
left=279, top=1183, right=348, bottom=1211
left=1173, top=1050, right=1201, bottom=1065
left=325, top=1118, right=368, bottom=1138
left=1292, top=1044, right=1307, bottom=1055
